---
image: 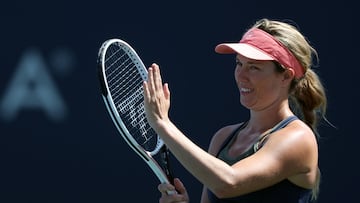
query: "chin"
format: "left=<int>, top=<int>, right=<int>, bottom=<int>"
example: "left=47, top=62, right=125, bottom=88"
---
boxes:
left=240, top=100, right=251, bottom=109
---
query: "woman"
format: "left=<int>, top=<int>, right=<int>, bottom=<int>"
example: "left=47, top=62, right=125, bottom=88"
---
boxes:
left=143, top=18, right=327, bottom=203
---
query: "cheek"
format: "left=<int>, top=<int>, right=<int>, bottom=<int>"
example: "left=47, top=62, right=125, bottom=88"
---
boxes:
left=234, top=69, right=240, bottom=84
left=259, top=81, right=282, bottom=100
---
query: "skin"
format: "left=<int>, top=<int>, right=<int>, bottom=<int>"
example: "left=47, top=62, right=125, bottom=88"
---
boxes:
left=143, top=55, right=319, bottom=203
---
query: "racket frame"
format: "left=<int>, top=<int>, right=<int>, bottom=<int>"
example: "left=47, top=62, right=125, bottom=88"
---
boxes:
left=98, top=38, right=171, bottom=184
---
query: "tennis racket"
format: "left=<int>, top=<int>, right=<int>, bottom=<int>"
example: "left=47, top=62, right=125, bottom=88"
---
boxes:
left=97, top=38, right=174, bottom=186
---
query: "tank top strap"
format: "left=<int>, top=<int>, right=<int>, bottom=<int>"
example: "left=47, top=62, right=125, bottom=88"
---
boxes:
left=216, top=121, right=248, bottom=157
left=254, top=115, right=299, bottom=152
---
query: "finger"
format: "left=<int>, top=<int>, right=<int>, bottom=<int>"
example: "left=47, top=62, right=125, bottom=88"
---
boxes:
left=147, top=66, right=157, bottom=97
left=158, top=183, right=175, bottom=195
left=143, top=81, right=150, bottom=102
left=152, top=63, right=163, bottom=91
left=163, top=83, right=170, bottom=100
left=173, top=178, right=187, bottom=195
left=143, top=66, right=152, bottom=102
left=159, top=195, right=187, bottom=203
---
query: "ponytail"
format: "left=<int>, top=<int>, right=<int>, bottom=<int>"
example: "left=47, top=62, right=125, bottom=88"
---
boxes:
left=290, top=69, right=327, bottom=137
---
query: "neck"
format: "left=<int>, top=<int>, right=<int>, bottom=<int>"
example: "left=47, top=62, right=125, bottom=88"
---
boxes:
left=247, top=99, right=294, bottom=133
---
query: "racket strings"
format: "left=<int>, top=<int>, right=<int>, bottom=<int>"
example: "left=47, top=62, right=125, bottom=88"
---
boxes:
left=106, top=47, right=147, bottom=104
left=106, top=48, right=138, bottom=91
left=105, top=45, right=158, bottom=151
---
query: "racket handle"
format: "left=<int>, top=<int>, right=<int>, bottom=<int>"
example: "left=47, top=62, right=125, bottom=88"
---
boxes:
left=160, top=146, right=175, bottom=184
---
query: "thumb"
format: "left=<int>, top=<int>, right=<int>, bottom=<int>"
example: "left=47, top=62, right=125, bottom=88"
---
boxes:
left=163, top=83, right=170, bottom=100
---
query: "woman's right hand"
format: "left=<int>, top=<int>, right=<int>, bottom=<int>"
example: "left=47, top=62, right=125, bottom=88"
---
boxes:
left=158, top=178, right=189, bottom=203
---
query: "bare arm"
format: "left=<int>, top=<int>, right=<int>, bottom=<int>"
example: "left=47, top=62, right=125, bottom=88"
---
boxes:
left=155, top=119, right=317, bottom=198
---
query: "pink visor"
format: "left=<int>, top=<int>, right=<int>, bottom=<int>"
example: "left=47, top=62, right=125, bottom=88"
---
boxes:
left=215, top=28, right=305, bottom=79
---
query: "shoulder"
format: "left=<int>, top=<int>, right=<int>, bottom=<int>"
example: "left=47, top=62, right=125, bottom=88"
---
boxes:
left=269, top=119, right=317, bottom=151
left=207, top=123, right=244, bottom=156
left=261, top=119, right=318, bottom=174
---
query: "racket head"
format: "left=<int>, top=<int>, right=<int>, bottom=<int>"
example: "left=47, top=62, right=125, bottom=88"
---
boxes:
left=97, top=39, right=172, bottom=184
left=98, top=39, right=163, bottom=154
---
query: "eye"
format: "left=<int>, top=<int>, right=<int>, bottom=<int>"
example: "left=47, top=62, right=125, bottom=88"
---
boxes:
left=235, top=59, right=242, bottom=66
left=249, top=65, right=259, bottom=70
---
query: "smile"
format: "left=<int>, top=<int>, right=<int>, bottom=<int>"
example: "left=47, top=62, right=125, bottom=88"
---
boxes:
left=240, top=87, right=252, bottom=93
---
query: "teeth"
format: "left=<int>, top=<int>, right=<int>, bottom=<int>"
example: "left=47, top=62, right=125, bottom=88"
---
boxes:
left=241, top=88, right=251, bottom=92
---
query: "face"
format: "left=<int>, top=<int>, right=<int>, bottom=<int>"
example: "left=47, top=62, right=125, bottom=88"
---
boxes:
left=234, top=54, right=289, bottom=111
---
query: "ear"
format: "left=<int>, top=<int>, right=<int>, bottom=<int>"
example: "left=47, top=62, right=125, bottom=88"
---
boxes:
left=281, top=68, right=295, bottom=86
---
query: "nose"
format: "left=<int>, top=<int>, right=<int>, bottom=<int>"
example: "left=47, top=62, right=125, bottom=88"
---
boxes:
left=235, top=65, right=246, bottom=82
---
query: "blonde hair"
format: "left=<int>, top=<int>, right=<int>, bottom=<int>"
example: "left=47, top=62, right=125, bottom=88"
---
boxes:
left=252, top=18, right=327, bottom=201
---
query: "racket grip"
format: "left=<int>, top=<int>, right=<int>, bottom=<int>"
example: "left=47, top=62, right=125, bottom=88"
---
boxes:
left=160, top=146, right=175, bottom=184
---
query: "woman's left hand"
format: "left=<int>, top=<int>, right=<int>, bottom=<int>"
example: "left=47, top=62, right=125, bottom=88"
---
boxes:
left=158, top=178, right=189, bottom=203
left=143, top=63, right=171, bottom=130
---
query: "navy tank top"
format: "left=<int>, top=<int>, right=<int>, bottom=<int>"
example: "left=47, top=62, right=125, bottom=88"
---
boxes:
left=207, top=116, right=313, bottom=203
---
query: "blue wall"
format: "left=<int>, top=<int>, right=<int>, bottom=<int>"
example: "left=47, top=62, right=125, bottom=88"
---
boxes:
left=1, top=1, right=357, bottom=202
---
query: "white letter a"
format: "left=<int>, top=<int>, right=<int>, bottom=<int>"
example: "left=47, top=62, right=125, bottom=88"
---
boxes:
left=0, top=48, right=67, bottom=122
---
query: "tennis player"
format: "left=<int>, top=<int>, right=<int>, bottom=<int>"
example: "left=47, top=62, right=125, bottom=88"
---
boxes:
left=143, top=18, right=327, bottom=203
